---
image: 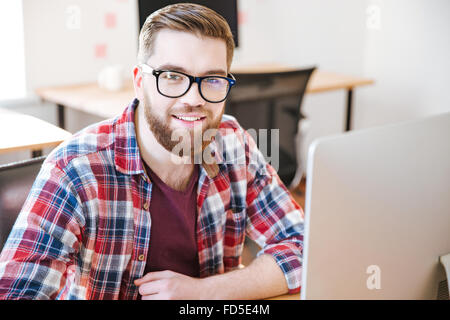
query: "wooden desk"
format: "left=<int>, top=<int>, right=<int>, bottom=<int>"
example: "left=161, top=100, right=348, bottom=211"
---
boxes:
left=266, top=292, right=300, bottom=300
left=35, top=65, right=373, bottom=131
left=0, top=108, right=72, bottom=157
left=308, top=70, right=374, bottom=131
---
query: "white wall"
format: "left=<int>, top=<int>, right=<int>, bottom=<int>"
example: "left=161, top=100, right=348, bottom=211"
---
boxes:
left=234, top=0, right=368, bottom=172
left=22, top=0, right=139, bottom=132
left=235, top=0, right=450, bottom=167
left=0, top=1, right=26, bottom=100
left=357, top=0, right=450, bottom=130
left=0, top=0, right=139, bottom=164
left=22, top=0, right=138, bottom=91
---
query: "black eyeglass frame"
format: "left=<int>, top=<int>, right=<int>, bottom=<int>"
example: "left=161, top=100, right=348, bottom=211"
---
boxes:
left=138, top=63, right=236, bottom=103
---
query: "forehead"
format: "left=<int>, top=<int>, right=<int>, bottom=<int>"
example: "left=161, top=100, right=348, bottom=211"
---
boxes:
left=149, top=29, right=228, bottom=74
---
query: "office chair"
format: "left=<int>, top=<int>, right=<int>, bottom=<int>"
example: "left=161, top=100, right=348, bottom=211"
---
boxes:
left=0, top=156, right=46, bottom=252
left=226, top=67, right=316, bottom=188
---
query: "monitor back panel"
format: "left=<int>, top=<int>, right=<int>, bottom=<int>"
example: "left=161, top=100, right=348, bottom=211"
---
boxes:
left=301, top=112, right=450, bottom=299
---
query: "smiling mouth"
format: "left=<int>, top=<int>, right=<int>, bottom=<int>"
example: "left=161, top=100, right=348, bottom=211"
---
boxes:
left=172, top=115, right=206, bottom=122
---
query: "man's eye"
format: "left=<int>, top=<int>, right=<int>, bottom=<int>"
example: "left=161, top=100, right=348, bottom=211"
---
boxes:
left=163, top=72, right=181, bottom=80
left=205, top=78, right=221, bottom=84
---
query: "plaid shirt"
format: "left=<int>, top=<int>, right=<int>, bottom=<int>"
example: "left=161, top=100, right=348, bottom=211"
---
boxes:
left=0, top=98, right=304, bottom=300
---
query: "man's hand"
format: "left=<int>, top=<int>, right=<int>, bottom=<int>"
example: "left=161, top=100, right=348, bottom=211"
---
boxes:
left=134, top=270, right=205, bottom=300
left=134, top=255, right=289, bottom=300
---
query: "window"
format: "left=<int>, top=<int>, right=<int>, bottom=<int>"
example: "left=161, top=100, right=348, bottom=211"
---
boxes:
left=0, top=0, right=26, bottom=101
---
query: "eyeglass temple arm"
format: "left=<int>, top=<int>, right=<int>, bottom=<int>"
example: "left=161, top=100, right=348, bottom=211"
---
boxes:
left=137, top=63, right=153, bottom=74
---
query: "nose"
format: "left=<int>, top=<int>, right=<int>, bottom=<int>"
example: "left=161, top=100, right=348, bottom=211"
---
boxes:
left=179, top=81, right=206, bottom=107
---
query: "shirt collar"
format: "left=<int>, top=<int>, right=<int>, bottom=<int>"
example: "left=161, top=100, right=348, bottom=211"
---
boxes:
left=113, top=98, right=219, bottom=179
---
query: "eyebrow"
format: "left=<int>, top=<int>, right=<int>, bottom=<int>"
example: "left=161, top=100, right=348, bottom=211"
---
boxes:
left=157, top=64, right=227, bottom=76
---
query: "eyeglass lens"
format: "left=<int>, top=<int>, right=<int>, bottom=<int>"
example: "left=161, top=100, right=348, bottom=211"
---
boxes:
left=158, top=71, right=230, bottom=102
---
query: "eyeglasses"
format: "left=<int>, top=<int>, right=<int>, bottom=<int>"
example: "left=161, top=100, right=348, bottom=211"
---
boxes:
left=138, top=63, right=236, bottom=103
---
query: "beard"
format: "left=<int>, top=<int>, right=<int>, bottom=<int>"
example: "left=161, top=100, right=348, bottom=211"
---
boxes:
left=141, top=91, right=224, bottom=161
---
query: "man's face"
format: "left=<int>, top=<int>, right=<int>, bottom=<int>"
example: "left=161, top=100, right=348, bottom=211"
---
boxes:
left=135, top=29, right=228, bottom=158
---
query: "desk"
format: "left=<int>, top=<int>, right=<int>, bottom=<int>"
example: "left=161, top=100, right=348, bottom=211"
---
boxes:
left=35, top=65, right=373, bottom=131
left=0, top=108, right=72, bottom=157
left=307, top=70, right=374, bottom=131
left=266, top=292, right=300, bottom=300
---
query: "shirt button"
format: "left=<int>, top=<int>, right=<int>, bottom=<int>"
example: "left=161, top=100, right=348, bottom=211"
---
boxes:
left=143, top=202, right=149, bottom=210
left=138, top=254, right=145, bottom=261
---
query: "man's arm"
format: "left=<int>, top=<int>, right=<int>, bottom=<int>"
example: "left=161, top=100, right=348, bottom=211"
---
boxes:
left=135, top=254, right=287, bottom=300
left=206, top=253, right=289, bottom=299
left=0, top=162, right=82, bottom=300
left=242, top=128, right=304, bottom=294
left=201, top=254, right=288, bottom=299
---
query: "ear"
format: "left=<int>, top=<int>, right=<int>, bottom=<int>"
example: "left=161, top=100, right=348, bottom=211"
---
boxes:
left=132, top=65, right=144, bottom=99
left=133, top=66, right=143, bottom=88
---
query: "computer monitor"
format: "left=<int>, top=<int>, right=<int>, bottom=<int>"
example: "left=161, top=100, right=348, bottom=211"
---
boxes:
left=301, top=112, right=450, bottom=299
left=137, top=0, right=239, bottom=47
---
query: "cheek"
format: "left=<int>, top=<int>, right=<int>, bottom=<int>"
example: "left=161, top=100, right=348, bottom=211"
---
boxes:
left=143, top=88, right=174, bottom=118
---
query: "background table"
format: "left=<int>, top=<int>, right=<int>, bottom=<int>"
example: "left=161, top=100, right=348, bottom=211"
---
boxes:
left=35, top=65, right=373, bottom=132
left=0, top=108, right=72, bottom=157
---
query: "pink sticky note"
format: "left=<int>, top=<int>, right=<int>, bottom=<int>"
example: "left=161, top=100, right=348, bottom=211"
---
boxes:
left=105, top=13, right=117, bottom=29
left=238, top=11, right=248, bottom=25
left=95, top=43, right=107, bottom=58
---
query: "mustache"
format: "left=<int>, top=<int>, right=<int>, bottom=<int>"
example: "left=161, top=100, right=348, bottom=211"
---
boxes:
left=169, top=105, right=208, bottom=114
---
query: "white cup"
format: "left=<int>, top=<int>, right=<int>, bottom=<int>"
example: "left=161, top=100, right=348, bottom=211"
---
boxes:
left=98, top=65, right=124, bottom=91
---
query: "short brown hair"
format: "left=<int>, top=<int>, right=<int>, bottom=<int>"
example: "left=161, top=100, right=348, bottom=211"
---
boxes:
left=137, top=3, right=235, bottom=70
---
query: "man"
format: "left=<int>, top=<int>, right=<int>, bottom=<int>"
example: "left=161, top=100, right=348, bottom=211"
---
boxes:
left=0, top=3, right=304, bottom=300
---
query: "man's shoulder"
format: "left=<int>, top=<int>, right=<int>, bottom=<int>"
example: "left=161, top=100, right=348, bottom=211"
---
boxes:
left=45, top=117, right=117, bottom=172
left=219, top=113, right=242, bottom=131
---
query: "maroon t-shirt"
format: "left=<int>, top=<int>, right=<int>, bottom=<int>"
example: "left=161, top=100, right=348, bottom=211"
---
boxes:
left=143, top=162, right=200, bottom=278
